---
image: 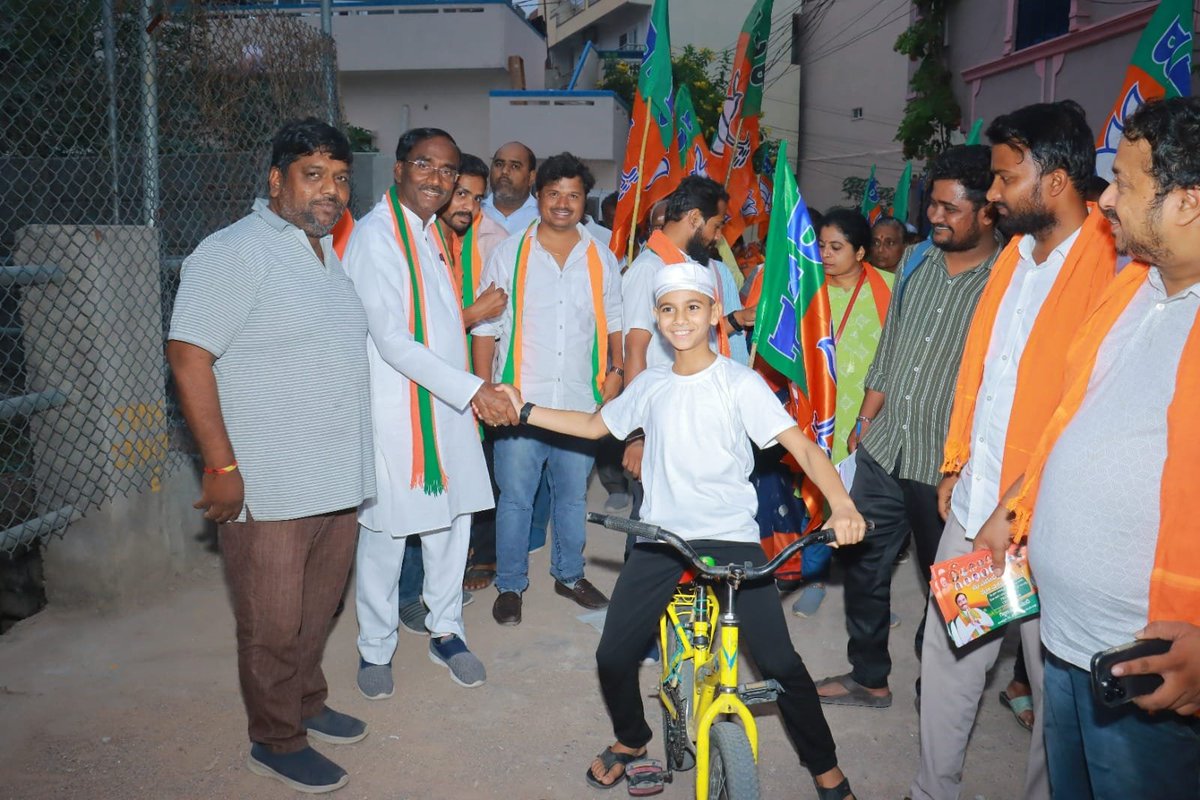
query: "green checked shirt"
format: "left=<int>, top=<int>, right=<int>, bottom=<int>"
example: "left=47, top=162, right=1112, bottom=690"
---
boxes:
left=860, top=241, right=1000, bottom=486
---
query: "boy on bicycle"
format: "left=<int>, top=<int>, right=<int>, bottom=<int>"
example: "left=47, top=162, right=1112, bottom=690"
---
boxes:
left=495, top=260, right=865, bottom=799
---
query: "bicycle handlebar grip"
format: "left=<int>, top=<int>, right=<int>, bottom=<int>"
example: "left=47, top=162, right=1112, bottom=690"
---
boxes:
left=585, top=512, right=663, bottom=540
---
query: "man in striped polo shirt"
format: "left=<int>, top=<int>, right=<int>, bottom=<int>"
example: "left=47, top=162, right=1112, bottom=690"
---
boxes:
left=168, top=118, right=374, bottom=794
left=816, top=145, right=1002, bottom=710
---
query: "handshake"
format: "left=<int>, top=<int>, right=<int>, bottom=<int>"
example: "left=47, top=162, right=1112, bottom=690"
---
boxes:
left=469, top=382, right=525, bottom=427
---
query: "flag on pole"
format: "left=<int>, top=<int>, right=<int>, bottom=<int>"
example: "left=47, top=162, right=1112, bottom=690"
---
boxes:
left=674, top=84, right=712, bottom=178
left=752, top=141, right=837, bottom=548
left=860, top=164, right=881, bottom=223
left=892, top=161, right=912, bottom=225
left=1096, top=0, right=1193, bottom=180
left=710, top=0, right=773, bottom=244
left=964, top=118, right=984, bottom=145
left=609, top=0, right=676, bottom=261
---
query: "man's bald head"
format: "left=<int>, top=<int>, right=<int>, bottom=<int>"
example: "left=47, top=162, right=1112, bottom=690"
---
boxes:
left=490, top=141, right=537, bottom=211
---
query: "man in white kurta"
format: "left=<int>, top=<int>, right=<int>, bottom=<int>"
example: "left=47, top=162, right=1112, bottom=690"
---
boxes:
left=342, top=129, right=514, bottom=695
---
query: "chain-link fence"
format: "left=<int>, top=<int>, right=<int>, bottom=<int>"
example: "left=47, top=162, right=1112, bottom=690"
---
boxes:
left=0, top=0, right=340, bottom=555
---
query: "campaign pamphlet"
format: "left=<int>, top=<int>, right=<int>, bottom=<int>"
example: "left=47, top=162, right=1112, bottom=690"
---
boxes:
left=930, top=548, right=1040, bottom=649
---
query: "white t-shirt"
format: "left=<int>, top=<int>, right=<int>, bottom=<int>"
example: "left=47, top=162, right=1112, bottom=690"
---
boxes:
left=600, top=356, right=795, bottom=543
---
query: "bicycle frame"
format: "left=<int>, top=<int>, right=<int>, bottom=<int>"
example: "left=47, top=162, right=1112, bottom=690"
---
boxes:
left=661, top=580, right=759, bottom=800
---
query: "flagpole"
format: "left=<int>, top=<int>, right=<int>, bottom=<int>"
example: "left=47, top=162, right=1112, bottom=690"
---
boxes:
left=626, top=120, right=653, bottom=265
left=722, top=118, right=745, bottom=190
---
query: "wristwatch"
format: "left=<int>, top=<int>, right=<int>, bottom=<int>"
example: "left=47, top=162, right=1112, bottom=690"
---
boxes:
left=520, top=402, right=535, bottom=425
left=606, top=365, right=625, bottom=377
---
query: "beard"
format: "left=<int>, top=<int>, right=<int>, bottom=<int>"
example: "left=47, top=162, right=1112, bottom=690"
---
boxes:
left=291, top=198, right=344, bottom=238
left=685, top=230, right=711, bottom=262
left=935, top=219, right=985, bottom=253
left=444, top=211, right=472, bottom=235
left=996, top=207, right=1056, bottom=238
left=995, top=186, right=1056, bottom=238
left=1105, top=205, right=1171, bottom=263
left=491, top=176, right=527, bottom=206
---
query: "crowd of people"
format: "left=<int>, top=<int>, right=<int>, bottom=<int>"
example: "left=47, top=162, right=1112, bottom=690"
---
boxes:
left=166, top=95, right=1200, bottom=798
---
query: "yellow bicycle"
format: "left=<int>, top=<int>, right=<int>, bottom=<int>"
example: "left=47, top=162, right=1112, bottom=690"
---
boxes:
left=588, top=513, right=840, bottom=800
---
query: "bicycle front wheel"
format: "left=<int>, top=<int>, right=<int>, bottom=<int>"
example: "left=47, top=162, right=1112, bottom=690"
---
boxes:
left=707, top=721, right=759, bottom=800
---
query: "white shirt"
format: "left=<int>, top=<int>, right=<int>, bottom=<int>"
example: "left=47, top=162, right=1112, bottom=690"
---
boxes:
left=950, top=226, right=1081, bottom=539
left=481, top=193, right=539, bottom=235
left=343, top=193, right=493, bottom=536
left=475, top=221, right=622, bottom=412
left=1030, top=269, right=1200, bottom=669
left=601, top=356, right=795, bottom=543
left=621, top=245, right=737, bottom=370
left=584, top=216, right=613, bottom=249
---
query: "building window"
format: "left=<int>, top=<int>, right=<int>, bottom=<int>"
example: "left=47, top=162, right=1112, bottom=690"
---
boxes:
left=1015, top=0, right=1070, bottom=50
left=851, top=107, right=863, bottom=120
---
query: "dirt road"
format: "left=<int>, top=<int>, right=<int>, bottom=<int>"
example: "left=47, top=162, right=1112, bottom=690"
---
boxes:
left=0, top=485, right=1030, bottom=799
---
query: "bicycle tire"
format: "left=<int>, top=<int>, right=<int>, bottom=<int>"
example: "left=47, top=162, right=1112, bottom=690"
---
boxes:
left=707, top=721, right=759, bottom=800
left=662, top=607, right=696, bottom=772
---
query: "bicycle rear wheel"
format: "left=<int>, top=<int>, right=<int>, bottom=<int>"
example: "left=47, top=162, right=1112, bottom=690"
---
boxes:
left=707, top=721, right=759, bottom=800
left=661, top=608, right=695, bottom=772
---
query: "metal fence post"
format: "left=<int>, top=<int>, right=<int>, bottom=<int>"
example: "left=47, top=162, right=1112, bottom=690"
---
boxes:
left=138, top=0, right=160, bottom=227
left=102, top=0, right=121, bottom=225
left=321, top=0, right=337, bottom=126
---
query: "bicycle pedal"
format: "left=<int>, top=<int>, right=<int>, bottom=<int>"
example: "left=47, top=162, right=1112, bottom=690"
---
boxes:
left=737, top=678, right=784, bottom=705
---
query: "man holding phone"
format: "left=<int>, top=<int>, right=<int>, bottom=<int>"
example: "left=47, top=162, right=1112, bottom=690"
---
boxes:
left=976, top=96, right=1200, bottom=799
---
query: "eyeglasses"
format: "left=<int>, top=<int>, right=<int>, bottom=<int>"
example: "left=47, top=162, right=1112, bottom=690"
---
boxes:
left=405, top=160, right=459, bottom=181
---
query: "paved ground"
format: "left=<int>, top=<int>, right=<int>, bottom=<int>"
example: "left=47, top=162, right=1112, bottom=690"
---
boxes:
left=0, top=482, right=1032, bottom=799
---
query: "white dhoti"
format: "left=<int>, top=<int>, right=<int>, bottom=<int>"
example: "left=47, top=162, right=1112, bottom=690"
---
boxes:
left=355, top=514, right=472, bottom=665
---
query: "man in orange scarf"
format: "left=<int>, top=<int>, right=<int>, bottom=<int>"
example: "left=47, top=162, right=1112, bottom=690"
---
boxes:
left=911, top=101, right=1117, bottom=800
left=977, top=97, right=1200, bottom=799
left=474, top=153, right=624, bottom=626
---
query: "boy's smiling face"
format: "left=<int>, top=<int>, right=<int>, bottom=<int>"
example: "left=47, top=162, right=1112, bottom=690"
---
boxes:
left=654, top=289, right=721, bottom=352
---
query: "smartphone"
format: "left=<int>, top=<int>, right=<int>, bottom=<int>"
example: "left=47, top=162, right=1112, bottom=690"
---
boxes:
left=1089, top=638, right=1172, bottom=708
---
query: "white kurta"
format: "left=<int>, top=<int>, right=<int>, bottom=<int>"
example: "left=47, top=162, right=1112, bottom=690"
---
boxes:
left=343, top=193, right=493, bottom=536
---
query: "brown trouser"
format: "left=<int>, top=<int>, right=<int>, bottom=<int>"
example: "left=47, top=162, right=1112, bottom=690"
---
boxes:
left=219, top=507, right=358, bottom=753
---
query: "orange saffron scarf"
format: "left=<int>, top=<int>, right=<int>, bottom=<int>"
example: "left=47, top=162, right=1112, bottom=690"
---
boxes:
left=646, top=230, right=731, bottom=357
left=941, top=208, right=1117, bottom=494
left=501, top=223, right=609, bottom=404
left=1009, top=262, right=1200, bottom=626
left=385, top=187, right=449, bottom=495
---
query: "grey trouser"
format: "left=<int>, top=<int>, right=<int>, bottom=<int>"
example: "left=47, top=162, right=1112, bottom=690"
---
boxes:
left=909, top=512, right=1049, bottom=800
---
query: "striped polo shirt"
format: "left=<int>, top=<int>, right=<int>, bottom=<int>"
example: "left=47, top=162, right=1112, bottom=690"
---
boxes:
left=169, top=199, right=375, bottom=521
left=861, top=242, right=999, bottom=485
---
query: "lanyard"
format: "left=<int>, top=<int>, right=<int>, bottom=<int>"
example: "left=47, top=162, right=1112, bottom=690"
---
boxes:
left=834, top=268, right=868, bottom=343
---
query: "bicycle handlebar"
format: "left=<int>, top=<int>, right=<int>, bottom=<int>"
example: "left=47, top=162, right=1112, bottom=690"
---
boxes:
left=586, top=512, right=870, bottom=583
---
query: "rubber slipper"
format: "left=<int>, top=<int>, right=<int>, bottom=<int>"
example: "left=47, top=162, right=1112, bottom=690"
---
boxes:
left=585, top=746, right=641, bottom=790
left=626, top=758, right=670, bottom=796
left=1000, top=689, right=1035, bottom=731
left=815, top=673, right=892, bottom=708
left=463, top=563, right=496, bottom=591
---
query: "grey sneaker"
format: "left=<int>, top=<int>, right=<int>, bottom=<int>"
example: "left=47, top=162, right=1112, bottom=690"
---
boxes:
left=356, top=658, right=394, bottom=700
left=303, top=706, right=368, bottom=745
left=791, top=583, right=827, bottom=618
left=399, top=600, right=428, bottom=635
left=247, top=743, right=348, bottom=794
left=429, top=634, right=486, bottom=688
left=604, top=492, right=631, bottom=512
left=462, top=589, right=475, bottom=608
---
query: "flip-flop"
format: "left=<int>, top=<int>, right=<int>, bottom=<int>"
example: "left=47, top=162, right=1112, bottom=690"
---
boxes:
left=999, top=689, right=1035, bottom=731
left=815, top=673, right=892, bottom=708
left=463, top=563, right=496, bottom=591
left=585, top=746, right=642, bottom=790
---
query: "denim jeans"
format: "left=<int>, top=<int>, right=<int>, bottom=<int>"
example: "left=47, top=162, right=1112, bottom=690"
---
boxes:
left=494, top=426, right=595, bottom=593
left=529, top=470, right=551, bottom=552
left=1043, top=651, right=1200, bottom=800
left=397, top=534, right=423, bottom=607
